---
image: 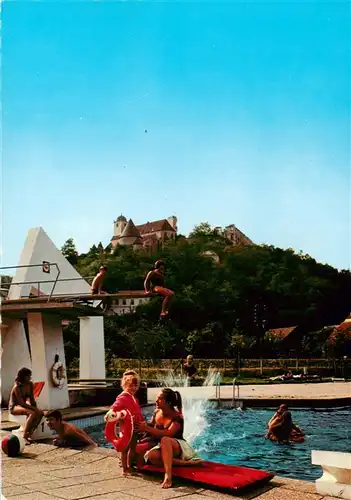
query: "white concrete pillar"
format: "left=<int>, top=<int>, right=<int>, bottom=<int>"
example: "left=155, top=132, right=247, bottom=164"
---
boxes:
left=1, top=320, right=32, bottom=405
left=26, top=312, right=69, bottom=410
left=79, top=316, right=106, bottom=385
left=312, top=450, right=351, bottom=499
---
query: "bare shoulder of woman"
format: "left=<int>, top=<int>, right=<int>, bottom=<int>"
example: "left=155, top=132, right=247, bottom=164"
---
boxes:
left=13, top=383, right=21, bottom=395
left=153, top=408, right=162, bottom=421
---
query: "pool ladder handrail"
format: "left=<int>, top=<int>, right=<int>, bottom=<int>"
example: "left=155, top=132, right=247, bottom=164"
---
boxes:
left=232, top=377, right=240, bottom=408
left=215, top=373, right=221, bottom=400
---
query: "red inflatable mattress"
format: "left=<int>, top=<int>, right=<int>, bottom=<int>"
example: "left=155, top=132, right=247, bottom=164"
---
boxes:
left=140, top=461, right=274, bottom=492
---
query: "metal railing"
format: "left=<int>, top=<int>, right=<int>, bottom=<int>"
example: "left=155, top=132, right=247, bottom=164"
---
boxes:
left=215, top=373, right=221, bottom=400
left=0, top=263, right=94, bottom=303
left=3, top=277, right=95, bottom=299
left=1, top=263, right=61, bottom=302
left=232, top=377, right=240, bottom=408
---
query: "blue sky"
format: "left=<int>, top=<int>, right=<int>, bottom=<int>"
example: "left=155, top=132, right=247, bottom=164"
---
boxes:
left=3, top=1, right=350, bottom=271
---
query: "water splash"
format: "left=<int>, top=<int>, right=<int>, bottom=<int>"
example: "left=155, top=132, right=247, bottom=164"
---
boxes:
left=157, top=369, right=189, bottom=388
left=157, top=367, right=221, bottom=445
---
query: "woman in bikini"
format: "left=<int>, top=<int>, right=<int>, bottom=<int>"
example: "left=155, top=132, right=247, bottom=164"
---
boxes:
left=144, top=261, right=174, bottom=318
left=135, top=388, right=202, bottom=488
left=8, top=367, right=44, bottom=443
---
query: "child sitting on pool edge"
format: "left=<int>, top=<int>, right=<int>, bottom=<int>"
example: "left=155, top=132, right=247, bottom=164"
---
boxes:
left=106, top=369, right=145, bottom=476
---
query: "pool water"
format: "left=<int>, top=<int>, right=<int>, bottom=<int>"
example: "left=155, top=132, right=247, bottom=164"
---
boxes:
left=86, top=406, right=351, bottom=482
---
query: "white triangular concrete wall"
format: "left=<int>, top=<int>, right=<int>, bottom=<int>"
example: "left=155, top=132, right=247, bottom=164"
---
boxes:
left=4, top=227, right=106, bottom=407
left=9, top=227, right=91, bottom=299
left=1, top=320, right=32, bottom=404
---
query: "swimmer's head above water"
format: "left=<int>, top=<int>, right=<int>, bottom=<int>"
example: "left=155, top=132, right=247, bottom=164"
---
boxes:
left=46, top=410, right=63, bottom=430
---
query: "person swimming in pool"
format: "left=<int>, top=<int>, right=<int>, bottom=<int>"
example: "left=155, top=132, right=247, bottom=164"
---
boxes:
left=144, top=260, right=175, bottom=318
left=266, top=404, right=304, bottom=443
left=46, top=410, right=97, bottom=447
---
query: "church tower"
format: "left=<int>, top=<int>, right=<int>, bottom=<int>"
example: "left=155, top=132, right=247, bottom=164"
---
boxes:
left=113, top=215, right=127, bottom=238
left=167, top=215, right=178, bottom=233
left=118, top=219, right=143, bottom=248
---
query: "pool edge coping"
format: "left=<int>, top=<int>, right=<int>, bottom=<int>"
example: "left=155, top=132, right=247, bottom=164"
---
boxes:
left=2, top=399, right=350, bottom=431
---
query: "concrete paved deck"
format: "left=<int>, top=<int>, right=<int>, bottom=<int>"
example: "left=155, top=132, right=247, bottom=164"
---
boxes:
left=147, top=382, right=351, bottom=403
left=2, top=383, right=349, bottom=498
left=1, top=441, right=334, bottom=500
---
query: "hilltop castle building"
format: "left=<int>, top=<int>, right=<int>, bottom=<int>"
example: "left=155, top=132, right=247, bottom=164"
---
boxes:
left=111, top=215, right=177, bottom=251
left=214, top=224, right=253, bottom=246
left=110, top=215, right=252, bottom=252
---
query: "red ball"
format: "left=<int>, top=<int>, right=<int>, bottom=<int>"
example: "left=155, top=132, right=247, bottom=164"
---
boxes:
left=1, top=434, right=24, bottom=457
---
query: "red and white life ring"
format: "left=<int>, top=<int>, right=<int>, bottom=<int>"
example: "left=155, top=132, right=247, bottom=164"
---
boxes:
left=51, top=362, right=66, bottom=389
left=104, top=409, right=133, bottom=452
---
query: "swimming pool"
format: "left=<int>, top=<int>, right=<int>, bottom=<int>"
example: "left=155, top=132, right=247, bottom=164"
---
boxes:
left=85, top=406, right=351, bottom=482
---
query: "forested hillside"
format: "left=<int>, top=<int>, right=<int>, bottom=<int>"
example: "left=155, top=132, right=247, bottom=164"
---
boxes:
left=62, top=224, right=351, bottom=366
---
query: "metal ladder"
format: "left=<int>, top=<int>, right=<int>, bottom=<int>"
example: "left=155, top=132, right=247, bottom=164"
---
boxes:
left=232, top=377, right=241, bottom=408
left=215, top=373, right=221, bottom=404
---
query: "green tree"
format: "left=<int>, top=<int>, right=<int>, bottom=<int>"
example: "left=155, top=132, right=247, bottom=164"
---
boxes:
left=61, top=238, right=79, bottom=265
left=0, top=275, right=12, bottom=296
left=327, top=325, right=351, bottom=358
left=301, top=326, right=334, bottom=357
left=0, top=275, right=12, bottom=285
left=62, top=320, right=80, bottom=369
left=63, top=233, right=351, bottom=366
left=189, top=222, right=214, bottom=238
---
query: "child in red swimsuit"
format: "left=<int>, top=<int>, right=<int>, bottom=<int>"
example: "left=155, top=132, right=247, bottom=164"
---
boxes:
left=110, top=370, right=144, bottom=475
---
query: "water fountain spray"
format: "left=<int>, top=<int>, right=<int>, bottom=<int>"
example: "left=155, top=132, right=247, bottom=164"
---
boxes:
left=157, top=367, right=221, bottom=445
